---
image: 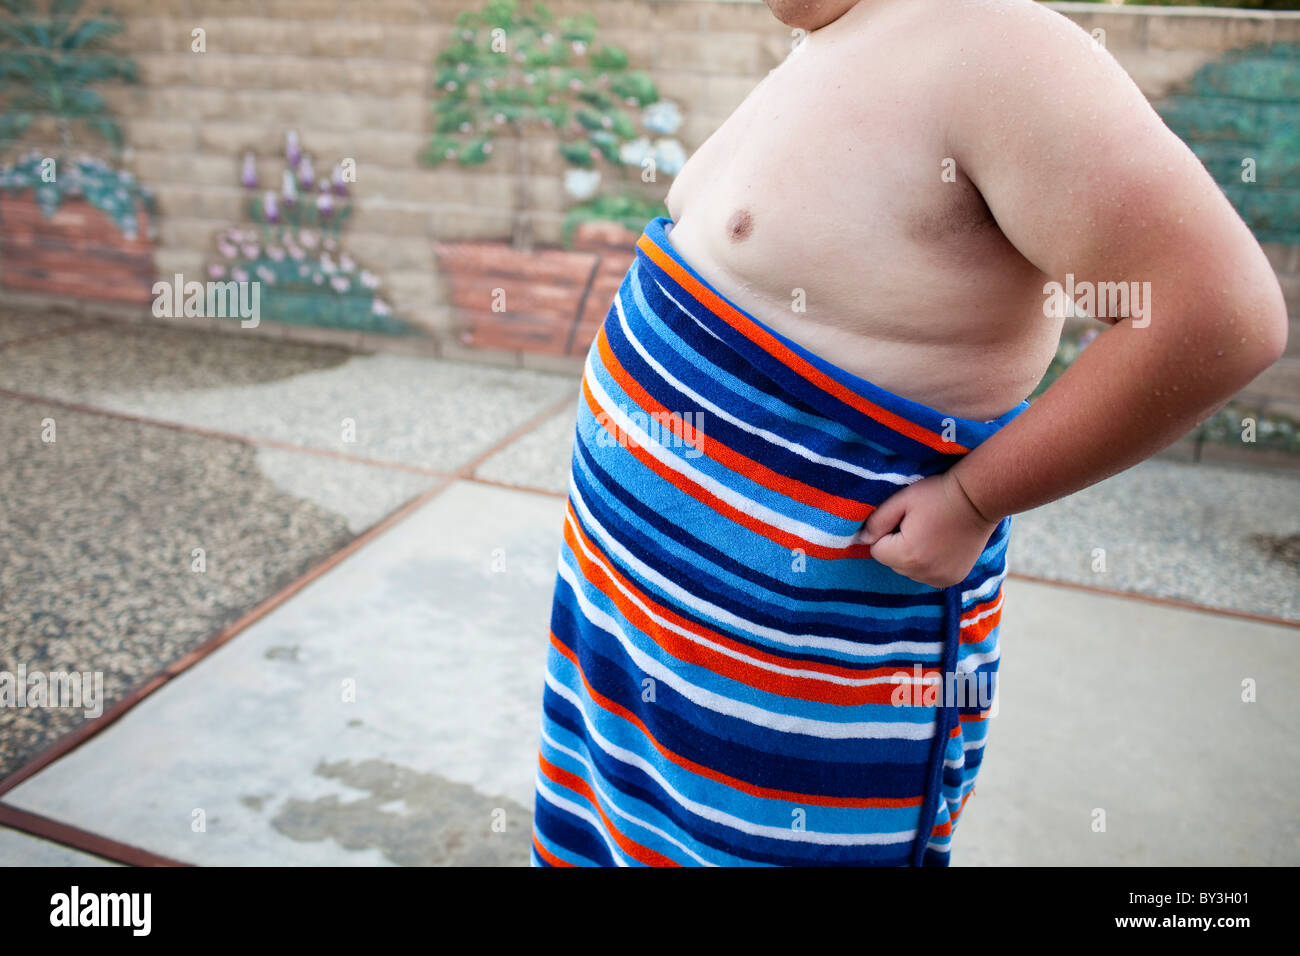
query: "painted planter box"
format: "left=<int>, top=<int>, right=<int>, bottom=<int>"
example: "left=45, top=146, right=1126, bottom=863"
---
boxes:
left=435, top=221, right=638, bottom=356
left=0, top=191, right=155, bottom=304
left=254, top=287, right=412, bottom=335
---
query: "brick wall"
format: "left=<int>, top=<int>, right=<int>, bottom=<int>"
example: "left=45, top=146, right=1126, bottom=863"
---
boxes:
left=0, top=1, right=1297, bottom=394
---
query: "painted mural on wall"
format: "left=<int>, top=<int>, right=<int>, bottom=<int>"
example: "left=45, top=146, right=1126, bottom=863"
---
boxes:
left=204, top=131, right=408, bottom=335
left=0, top=0, right=156, bottom=303
left=1158, top=42, right=1300, bottom=245
left=425, top=0, right=686, bottom=355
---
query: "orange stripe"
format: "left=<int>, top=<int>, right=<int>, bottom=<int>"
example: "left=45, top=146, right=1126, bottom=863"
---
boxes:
left=549, top=630, right=925, bottom=810
left=538, top=754, right=680, bottom=866
left=564, top=506, right=927, bottom=706
left=637, top=233, right=969, bottom=454
left=532, top=833, right=573, bottom=867
left=959, top=590, right=1003, bottom=644
left=595, top=325, right=870, bottom=521
left=582, top=375, right=870, bottom=562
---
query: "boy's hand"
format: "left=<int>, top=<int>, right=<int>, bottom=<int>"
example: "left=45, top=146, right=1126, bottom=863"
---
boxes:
left=855, top=471, right=999, bottom=589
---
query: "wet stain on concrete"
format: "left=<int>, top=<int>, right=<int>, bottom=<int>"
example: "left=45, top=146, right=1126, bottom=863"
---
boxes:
left=265, top=645, right=301, bottom=662
left=270, top=758, right=531, bottom=866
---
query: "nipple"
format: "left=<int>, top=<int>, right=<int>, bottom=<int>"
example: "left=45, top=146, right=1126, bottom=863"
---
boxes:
left=726, top=208, right=754, bottom=242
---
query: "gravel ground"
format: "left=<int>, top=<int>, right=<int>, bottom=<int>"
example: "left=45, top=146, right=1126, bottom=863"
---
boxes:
left=0, top=323, right=577, bottom=473
left=0, top=396, right=437, bottom=778
left=1009, top=457, right=1299, bottom=620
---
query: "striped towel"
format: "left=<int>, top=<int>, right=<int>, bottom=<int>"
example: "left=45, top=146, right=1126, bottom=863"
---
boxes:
left=531, top=216, right=1029, bottom=867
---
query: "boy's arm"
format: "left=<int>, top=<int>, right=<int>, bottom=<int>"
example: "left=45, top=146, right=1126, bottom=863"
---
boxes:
left=860, top=2, right=1287, bottom=586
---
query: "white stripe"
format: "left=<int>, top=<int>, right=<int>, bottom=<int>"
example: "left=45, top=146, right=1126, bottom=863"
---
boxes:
left=961, top=591, right=1004, bottom=628
left=545, top=669, right=918, bottom=847
left=534, top=772, right=631, bottom=866
left=961, top=566, right=1006, bottom=605
left=557, top=557, right=937, bottom=740
left=616, top=283, right=919, bottom=488
left=585, top=357, right=853, bottom=550
left=568, top=476, right=944, bottom=661
left=540, top=725, right=717, bottom=866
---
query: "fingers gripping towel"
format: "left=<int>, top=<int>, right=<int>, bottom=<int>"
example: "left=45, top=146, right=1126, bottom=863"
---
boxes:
left=530, top=217, right=1029, bottom=867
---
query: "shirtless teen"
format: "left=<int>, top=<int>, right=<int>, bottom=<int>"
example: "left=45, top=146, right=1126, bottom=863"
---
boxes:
left=529, top=0, right=1287, bottom=866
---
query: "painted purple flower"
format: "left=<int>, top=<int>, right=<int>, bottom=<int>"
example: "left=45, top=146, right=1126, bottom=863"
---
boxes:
left=298, top=155, right=316, bottom=189
left=232, top=268, right=249, bottom=283
left=339, top=253, right=356, bottom=273
left=330, top=275, right=350, bottom=293
left=256, top=265, right=276, bottom=284
left=320, top=252, right=336, bottom=274
left=208, top=264, right=226, bottom=279
left=281, top=169, right=298, bottom=204
left=372, top=298, right=391, bottom=316
left=311, top=272, right=325, bottom=286
left=287, top=244, right=305, bottom=260
left=240, top=152, right=258, bottom=189
left=299, top=230, right=318, bottom=250
left=241, top=242, right=260, bottom=259
left=263, top=191, right=279, bottom=224
left=218, top=239, right=238, bottom=259
left=316, top=191, right=333, bottom=217
left=331, top=164, right=348, bottom=197
left=360, top=270, right=379, bottom=290
left=267, top=245, right=286, bottom=262
left=286, top=129, right=301, bottom=167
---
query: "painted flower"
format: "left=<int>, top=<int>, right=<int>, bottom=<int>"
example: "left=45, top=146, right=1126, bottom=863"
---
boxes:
left=241, top=242, right=260, bottom=258
left=267, top=245, right=286, bottom=262
left=320, top=253, right=336, bottom=274
left=642, top=100, right=683, bottom=136
left=287, top=244, right=305, bottom=260
left=330, top=275, right=350, bottom=293
left=619, top=137, right=653, bottom=168
left=360, top=270, right=380, bottom=290
left=653, top=138, right=687, bottom=177
left=208, top=264, right=226, bottom=279
left=339, top=253, right=356, bottom=272
left=331, top=164, right=349, bottom=197
left=256, top=265, right=276, bottom=284
left=372, top=298, right=392, bottom=316
left=312, top=272, right=325, bottom=285
left=232, top=268, right=249, bottom=283
left=281, top=169, right=298, bottom=203
left=317, top=191, right=333, bottom=216
left=323, top=237, right=338, bottom=252
left=564, top=168, right=602, bottom=200
left=286, top=129, right=301, bottom=167
left=299, top=229, right=318, bottom=249
left=572, top=40, right=587, bottom=55
left=218, top=239, right=238, bottom=259
left=263, top=191, right=280, bottom=224
left=241, top=152, right=258, bottom=189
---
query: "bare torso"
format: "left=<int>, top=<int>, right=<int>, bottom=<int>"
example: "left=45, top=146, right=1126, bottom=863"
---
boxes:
left=664, top=0, right=1063, bottom=422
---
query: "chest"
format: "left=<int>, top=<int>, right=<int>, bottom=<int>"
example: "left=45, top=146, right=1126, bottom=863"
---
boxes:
left=665, top=40, right=987, bottom=250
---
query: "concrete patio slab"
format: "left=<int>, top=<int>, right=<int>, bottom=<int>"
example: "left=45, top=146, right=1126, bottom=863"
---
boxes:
left=473, top=398, right=577, bottom=494
left=4, top=480, right=567, bottom=866
left=0, top=825, right=117, bottom=866
left=0, top=323, right=577, bottom=473
left=958, top=577, right=1300, bottom=866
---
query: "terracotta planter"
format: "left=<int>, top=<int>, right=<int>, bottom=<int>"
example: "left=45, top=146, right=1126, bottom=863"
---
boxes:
left=434, top=221, right=638, bottom=356
left=0, top=191, right=155, bottom=304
